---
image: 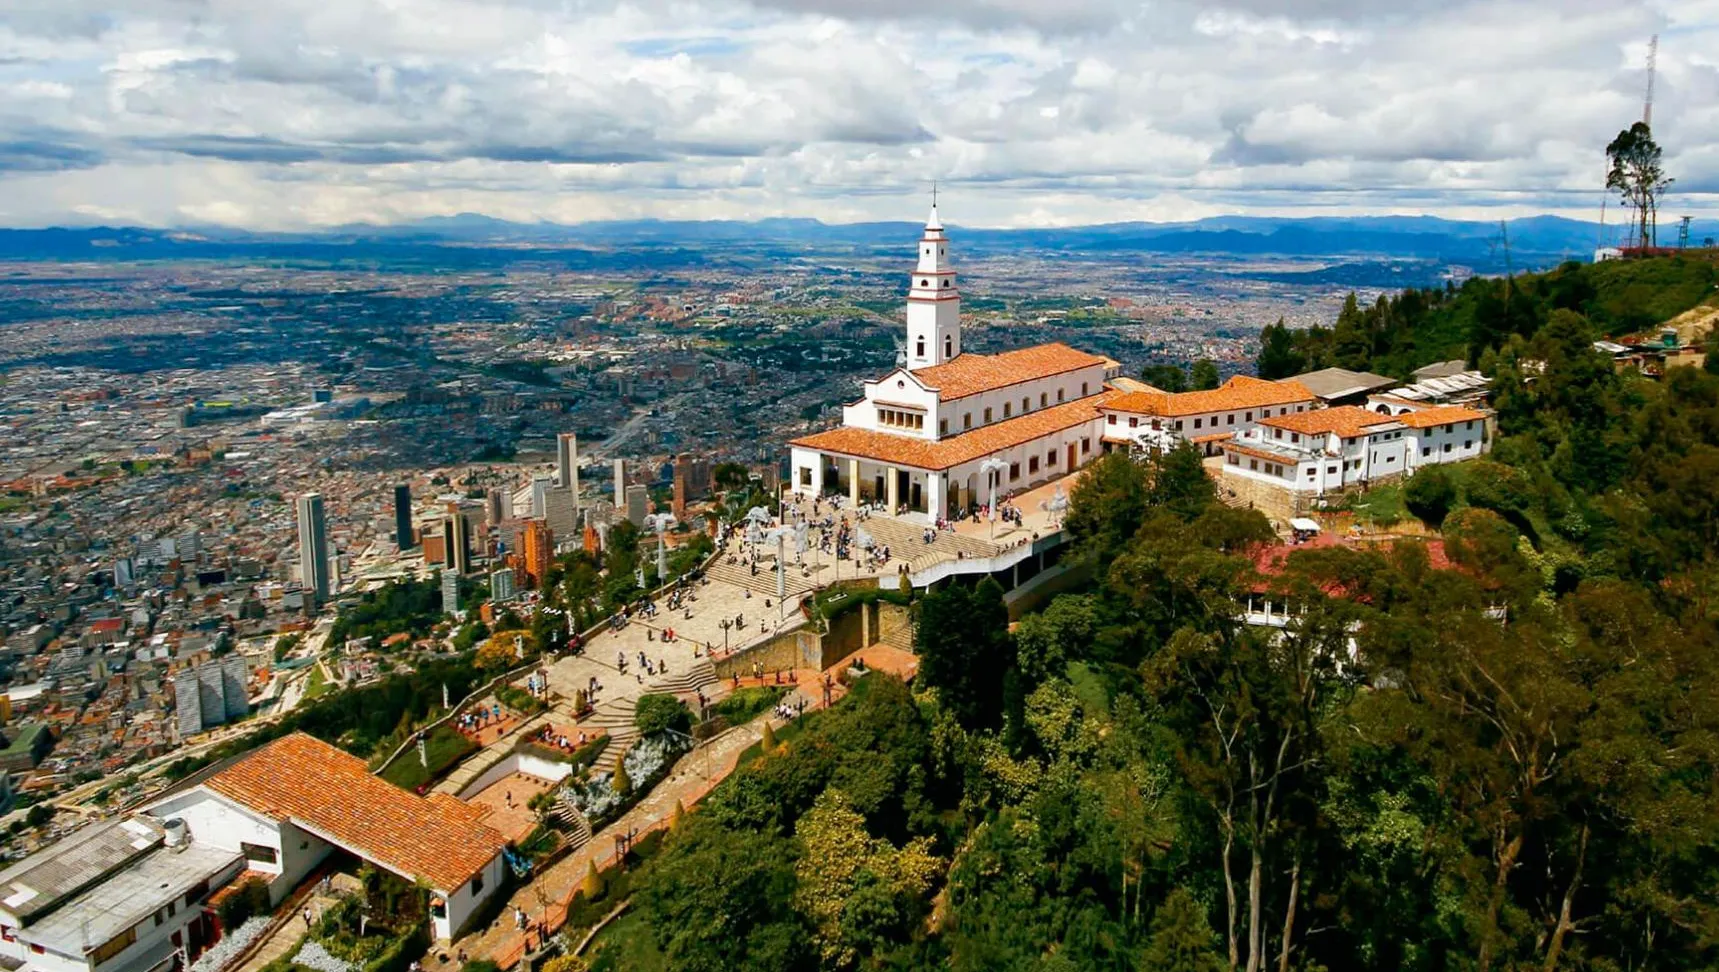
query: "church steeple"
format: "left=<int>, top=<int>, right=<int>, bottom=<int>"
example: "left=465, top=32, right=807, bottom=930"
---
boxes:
left=905, top=189, right=960, bottom=371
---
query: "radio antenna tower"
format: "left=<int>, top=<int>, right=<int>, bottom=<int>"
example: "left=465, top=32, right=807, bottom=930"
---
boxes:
left=1643, top=33, right=1658, bottom=127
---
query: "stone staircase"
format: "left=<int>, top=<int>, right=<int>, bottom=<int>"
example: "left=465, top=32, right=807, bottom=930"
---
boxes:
left=650, top=656, right=720, bottom=700
left=553, top=792, right=594, bottom=851
left=705, top=557, right=824, bottom=598
left=855, top=515, right=1001, bottom=574
left=583, top=697, right=639, bottom=775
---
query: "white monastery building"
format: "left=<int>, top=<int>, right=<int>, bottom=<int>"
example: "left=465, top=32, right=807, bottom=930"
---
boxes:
left=789, top=203, right=1123, bottom=516
left=788, top=202, right=1497, bottom=520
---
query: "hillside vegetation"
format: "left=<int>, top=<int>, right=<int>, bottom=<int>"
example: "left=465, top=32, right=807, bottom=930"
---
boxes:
left=1257, top=253, right=1719, bottom=380
left=586, top=255, right=1719, bottom=972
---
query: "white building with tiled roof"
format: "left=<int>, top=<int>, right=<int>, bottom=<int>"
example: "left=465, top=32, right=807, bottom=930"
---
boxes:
left=1219, top=399, right=1492, bottom=495
left=1097, top=376, right=1319, bottom=456
left=789, top=205, right=1121, bottom=517
left=143, top=733, right=507, bottom=943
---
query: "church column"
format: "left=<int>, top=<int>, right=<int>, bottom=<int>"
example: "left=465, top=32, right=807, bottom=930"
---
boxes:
left=809, top=455, right=824, bottom=497
left=848, top=458, right=860, bottom=507
left=886, top=466, right=899, bottom=512
left=926, top=473, right=944, bottom=521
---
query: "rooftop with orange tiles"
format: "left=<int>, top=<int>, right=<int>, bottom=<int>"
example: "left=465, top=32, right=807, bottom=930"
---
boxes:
left=1256, top=405, right=1398, bottom=439
left=791, top=389, right=1119, bottom=471
left=1101, top=375, right=1316, bottom=418
left=905, top=343, right=1108, bottom=401
left=203, top=732, right=506, bottom=891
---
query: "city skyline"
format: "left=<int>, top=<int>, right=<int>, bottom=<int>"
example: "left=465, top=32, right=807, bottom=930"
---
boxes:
left=0, top=0, right=1714, bottom=230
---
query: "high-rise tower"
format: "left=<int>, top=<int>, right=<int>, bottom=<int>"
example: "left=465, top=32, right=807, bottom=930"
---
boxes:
left=297, top=493, right=330, bottom=604
left=904, top=194, right=960, bottom=371
left=393, top=483, right=413, bottom=549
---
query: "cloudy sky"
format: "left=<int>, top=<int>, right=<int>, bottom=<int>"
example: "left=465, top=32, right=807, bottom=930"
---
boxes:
left=1, top=0, right=1714, bottom=229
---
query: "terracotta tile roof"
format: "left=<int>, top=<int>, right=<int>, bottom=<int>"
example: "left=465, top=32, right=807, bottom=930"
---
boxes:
left=1257, top=406, right=1396, bottom=439
left=791, top=391, right=1118, bottom=471
left=203, top=732, right=505, bottom=891
left=1102, top=376, right=1315, bottom=418
left=910, top=343, right=1107, bottom=401
left=1394, top=404, right=1488, bottom=428
left=1220, top=441, right=1305, bottom=464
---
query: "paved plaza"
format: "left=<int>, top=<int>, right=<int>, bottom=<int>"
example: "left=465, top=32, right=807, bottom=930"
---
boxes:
left=463, top=771, right=558, bottom=843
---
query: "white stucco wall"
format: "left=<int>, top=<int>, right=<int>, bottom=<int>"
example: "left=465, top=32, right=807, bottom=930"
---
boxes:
left=435, top=853, right=505, bottom=942
left=933, top=365, right=1106, bottom=439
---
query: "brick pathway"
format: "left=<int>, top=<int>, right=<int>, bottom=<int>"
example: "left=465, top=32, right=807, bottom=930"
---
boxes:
left=424, top=687, right=827, bottom=972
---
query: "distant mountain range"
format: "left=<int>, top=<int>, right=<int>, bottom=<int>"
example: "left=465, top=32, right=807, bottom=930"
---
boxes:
left=1, top=214, right=1715, bottom=266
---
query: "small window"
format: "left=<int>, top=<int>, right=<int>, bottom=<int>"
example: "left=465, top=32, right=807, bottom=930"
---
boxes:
left=1464, top=440, right=1473, bottom=449
left=944, top=336, right=952, bottom=357
left=472, top=874, right=484, bottom=895
left=1229, top=454, right=1239, bottom=465
left=1306, top=468, right=1316, bottom=478
left=1082, top=382, right=1089, bottom=395
left=939, top=419, right=948, bottom=435
left=1022, top=397, right=1030, bottom=413
left=1327, top=466, right=1337, bottom=474
left=1174, top=421, right=1184, bottom=431
left=1466, top=420, right=1475, bottom=430
left=1129, top=417, right=1138, bottom=428
left=1048, top=450, right=1058, bottom=466
left=1194, top=418, right=1202, bottom=429
left=1029, top=456, right=1040, bottom=473
left=1107, top=415, right=1116, bottom=425
left=1250, top=460, right=1258, bottom=471
left=916, top=339, right=925, bottom=357
left=964, top=414, right=972, bottom=430
left=241, top=842, right=278, bottom=865
left=1009, top=463, right=1020, bottom=481
left=1057, top=389, right=1065, bottom=403
left=1290, top=433, right=1299, bottom=444
left=1245, top=411, right=1253, bottom=421
left=1040, top=393, right=1049, bottom=407
left=1422, top=448, right=1430, bottom=457
left=1003, top=403, right=1012, bottom=418
left=920, top=278, right=929, bottom=287
left=1443, top=443, right=1452, bottom=453
left=1226, top=414, right=1234, bottom=425
left=799, top=468, right=811, bottom=486
left=984, top=407, right=993, bottom=423
left=1081, top=438, right=1091, bottom=454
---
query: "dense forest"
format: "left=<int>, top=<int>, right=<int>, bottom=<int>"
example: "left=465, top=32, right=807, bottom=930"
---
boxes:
left=588, top=253, right=1719, bottom=971
left=1257, top=254, right=1716, bottom=379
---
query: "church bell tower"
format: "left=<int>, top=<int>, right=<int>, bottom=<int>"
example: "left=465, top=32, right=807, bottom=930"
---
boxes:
left=904, top=191, right=960, bottom=370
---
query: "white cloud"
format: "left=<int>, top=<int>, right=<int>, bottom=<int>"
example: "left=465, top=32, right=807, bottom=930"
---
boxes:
left=0, top=0, right=1710, bottom=228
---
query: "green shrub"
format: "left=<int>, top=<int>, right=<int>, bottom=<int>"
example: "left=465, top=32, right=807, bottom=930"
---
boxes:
left=1404, top=465, right=1457, bottom=526
left=634, top=694, right=692, bottom=737
left=712, top=686, right=786, bottom=725
left=216, top=876, right=272, bottom=929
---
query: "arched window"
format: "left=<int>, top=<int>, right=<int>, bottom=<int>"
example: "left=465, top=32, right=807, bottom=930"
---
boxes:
left=944, top=336, right=952, bottom=358
left=916, top=338, right=925, bottom=357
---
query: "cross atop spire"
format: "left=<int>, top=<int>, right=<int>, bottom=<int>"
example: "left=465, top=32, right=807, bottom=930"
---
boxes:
left=931, top=181, right=938, bottom=208
left=926, top=181, right=943, bottom=231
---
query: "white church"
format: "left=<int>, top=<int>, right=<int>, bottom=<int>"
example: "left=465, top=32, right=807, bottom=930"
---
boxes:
left=789, top=203, right=1123, bottom=517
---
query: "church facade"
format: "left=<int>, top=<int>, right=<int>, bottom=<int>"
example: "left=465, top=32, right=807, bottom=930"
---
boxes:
left=788, top=205, right=1123, bottom=518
